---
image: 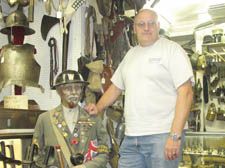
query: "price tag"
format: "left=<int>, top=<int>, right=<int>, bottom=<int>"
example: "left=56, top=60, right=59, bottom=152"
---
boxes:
left=57, top=11, right=62, bottom=18
left=101, top=77, right=105, bottom=84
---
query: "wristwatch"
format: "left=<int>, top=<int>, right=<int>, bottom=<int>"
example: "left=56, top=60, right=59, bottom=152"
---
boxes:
left=169, top=134, right=181, bottom=141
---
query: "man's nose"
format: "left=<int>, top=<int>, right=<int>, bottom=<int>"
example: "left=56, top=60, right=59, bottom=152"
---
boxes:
left=143, top=23, right=150, bottom=30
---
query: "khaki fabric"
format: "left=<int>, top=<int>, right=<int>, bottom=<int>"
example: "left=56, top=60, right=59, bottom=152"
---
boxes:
left=86, top=60, right=103, bottom=92
left=85, top=87, right=96, bottom=104
left=96, top=0, right=112, bottom=17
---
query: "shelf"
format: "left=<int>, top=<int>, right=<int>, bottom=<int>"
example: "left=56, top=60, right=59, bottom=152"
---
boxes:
left=0, top=108, right=45, bottom=129
left=183, top=151, right=225, bottom=158
left=202, top=42, right=225, bottom=47
left=0, top=129, right=34, bottom=139
left=185, top=131, right=225, bottom=136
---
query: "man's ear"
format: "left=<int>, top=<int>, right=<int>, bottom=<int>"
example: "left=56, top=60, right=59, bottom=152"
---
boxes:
left=56, top=87, right=61, bottom=96
left=157, top=22, right=160, bottom=31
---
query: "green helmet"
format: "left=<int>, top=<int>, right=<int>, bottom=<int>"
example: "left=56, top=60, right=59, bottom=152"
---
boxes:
left=52, top=70, right=88, bottom=90
left=0, top=10, right=35, bottom=35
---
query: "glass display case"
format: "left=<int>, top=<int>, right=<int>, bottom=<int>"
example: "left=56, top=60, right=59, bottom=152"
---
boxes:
left=180, top=131, right=225, bottom=168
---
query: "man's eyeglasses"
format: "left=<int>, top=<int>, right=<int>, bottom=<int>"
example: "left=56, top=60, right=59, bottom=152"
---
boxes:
left=135, top=21, right=156, bottom=28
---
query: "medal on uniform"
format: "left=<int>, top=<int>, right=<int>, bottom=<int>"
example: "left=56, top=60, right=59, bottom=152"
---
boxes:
left=62, top=131, right=68, bottom=137
left=73, top=127, right=79, bottom=137
left=58, top=123, right=62, bottom=128
left=71, top=138, right=79, bottom=145
left=74, top=128, right=78, bottom=132
left=74, top=132, right=78, bottom=137
left=82, top=124, right=87, bottom=129
left=62, top=121, right=67, bottom=127
left=61, top=127, right=66, bottom=131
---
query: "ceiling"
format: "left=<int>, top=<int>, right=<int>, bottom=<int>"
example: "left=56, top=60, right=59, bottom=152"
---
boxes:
left=143, top=0, right=225, bottom=36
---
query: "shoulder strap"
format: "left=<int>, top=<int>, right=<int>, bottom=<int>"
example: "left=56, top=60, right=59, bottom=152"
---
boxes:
left=49, top=110, right=73, bottom=167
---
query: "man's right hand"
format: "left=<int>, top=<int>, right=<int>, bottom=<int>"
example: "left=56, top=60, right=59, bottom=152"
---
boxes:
left=84, top=104, right=99, bottom=115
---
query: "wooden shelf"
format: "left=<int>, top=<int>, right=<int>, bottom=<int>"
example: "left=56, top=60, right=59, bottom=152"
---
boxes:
left=0, top=108, right=46, bottom=129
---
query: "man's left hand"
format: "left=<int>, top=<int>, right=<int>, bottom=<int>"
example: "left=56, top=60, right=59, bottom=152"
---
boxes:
left=164, top=138, right=181, bottom=160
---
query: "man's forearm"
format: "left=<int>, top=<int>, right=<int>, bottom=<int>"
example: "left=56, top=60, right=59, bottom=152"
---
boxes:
left=171, top=80, right=193, bottom=136
left=97, top=84, right=123, bottom=112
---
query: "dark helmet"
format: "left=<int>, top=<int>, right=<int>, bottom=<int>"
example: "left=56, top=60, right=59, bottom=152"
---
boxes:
left=52, top=70, right=88, bottom=90
left=0, top=10, right=35, bottom=35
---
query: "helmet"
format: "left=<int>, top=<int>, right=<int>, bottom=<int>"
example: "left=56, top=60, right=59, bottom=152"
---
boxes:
left=53, top=70, right=89, bottom=89
left=0, top=10, right=35, bottom=35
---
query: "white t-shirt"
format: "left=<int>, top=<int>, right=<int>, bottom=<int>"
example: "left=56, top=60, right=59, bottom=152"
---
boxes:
left=111, top=38, right=194, bottom=136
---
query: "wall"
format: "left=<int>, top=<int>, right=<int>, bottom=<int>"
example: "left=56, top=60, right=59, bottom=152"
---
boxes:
left=0, top=1, right=84, bottom=110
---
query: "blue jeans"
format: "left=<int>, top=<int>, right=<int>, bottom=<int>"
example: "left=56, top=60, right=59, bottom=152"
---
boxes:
left=118, top=132, right=185, bottom=168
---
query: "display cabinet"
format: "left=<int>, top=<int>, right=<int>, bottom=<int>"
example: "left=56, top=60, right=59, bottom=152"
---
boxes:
left=0, top=108, right=45, bottom=168
left=180, top=131, right=225, bottom=168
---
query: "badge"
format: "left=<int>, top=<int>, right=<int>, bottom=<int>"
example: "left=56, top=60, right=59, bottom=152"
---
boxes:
left=62, top=127, right=66, bottom=131
left=74, top=128, right=78, bottom=132
left=71, top=138, right=79, bottom=145
left=55, top=120, right=59, bottom=125
left=74, top=132, right=78, bottom=137
left=82, top=124, right=87, bottom=129
left=62, top=131, right=68, bottom=137
left=62, top=121, right=67, bottom=127
left=58, top=123, right=62, bottom=128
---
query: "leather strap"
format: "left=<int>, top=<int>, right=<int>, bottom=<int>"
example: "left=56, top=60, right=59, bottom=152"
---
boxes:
left=48, top=37, right=58, bottom=89
left=203, top=75, right=209, bottom=104
left=50, top=110, right=73, bottom=167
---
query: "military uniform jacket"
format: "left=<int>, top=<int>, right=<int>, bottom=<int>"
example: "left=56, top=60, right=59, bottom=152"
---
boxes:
left=33, top=105, right=109, bottom=168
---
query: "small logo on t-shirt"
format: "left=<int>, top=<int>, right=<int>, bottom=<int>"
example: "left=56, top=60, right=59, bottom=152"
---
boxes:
left=149, top=58, right=161, bottom=63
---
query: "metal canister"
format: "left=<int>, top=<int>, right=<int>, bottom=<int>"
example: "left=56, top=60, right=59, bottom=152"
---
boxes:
left=216, top=108, right=225, bottom=121
left=206, top=103, right=216, bottom=121
left=221, top=34, right=225, bottom=43
left=212, top=28, right=223, bottom=43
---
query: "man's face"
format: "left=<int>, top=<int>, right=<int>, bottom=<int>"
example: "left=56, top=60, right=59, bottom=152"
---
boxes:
left=57, top=83, right=84, bottom=108
left=133, top=9, right=160, bottom=47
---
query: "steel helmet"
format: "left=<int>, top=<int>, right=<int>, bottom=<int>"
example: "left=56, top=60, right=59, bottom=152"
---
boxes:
left=0, top=10, right=35, bottom=35
left=53, top=70, right=89, bottom=90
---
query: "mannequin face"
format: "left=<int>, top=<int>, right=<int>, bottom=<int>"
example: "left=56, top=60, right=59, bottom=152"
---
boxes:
left=57, top=83, right=84, bottom=108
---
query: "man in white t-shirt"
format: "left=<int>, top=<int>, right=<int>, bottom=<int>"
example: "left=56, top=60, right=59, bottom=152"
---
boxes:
left=85, top=9, right=194, bottom=168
